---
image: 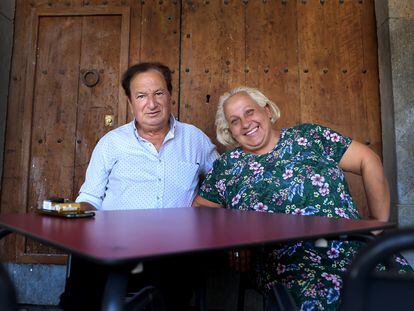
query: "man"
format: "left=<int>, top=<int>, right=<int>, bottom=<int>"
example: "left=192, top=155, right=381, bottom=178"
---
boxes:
left=77, top=62, right=218, bottom=211
left=60, top=62, right=218, bottom=310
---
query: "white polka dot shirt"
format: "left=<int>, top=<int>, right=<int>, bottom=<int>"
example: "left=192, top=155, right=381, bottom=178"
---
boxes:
left=76, top=116, right=218, bottom=210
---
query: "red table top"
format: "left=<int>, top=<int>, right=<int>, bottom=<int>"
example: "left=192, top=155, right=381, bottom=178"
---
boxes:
left=0, top=207, right=393, bottom=265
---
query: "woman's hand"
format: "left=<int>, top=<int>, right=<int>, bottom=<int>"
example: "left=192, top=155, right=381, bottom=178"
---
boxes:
left=228, top=249, right=251, bottom=273
left=192, top=195, right=223, bottom=208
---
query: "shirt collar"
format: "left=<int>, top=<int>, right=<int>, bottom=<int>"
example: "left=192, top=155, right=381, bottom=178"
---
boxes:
left=132, top=115, right=177, bottom=142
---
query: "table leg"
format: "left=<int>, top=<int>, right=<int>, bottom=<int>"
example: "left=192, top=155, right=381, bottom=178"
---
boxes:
left=101, top=269, right=129, bottom=311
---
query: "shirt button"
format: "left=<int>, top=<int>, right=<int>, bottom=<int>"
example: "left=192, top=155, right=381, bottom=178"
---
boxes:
left=158, top=178, right=161, bottom=181
left=158, top=159, right=162, bottom=163
left=157, top=196, right=160, bottom=200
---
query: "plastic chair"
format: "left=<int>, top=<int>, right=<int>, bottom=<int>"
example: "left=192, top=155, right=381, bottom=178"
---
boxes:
left=341, top=228, right=414, bottom=311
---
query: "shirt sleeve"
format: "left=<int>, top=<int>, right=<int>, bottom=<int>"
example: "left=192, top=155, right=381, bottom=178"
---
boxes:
left=198, top=132, right=219, bottom=176
left=75, top=136, right=113, bottom=210
left=198, top=155, right=226, bottom=205
left=300, top=123, right=352, bottom=163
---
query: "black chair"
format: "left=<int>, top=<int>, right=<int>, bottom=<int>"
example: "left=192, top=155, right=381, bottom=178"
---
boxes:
left=341, top=228, right=414, bottom=311
left=0, top=262, right=17, bottom=311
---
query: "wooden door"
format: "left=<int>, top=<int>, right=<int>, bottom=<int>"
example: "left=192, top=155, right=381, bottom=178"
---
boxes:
left=2, top=0, right=382, bottom=263
left=3, top=7, right=129, bottom=262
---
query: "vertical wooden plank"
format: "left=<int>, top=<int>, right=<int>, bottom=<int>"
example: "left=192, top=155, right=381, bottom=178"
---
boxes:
left=128, top=0, right=142, bottom=66
left=298, top=0, right=347, bottom=133
left=245, top=0, right=300, bottom=129
left=297, top=0, right=380, bottom=217
left=180, top=0, right=245, bottom=151
left=74, top=14, right=125, bottom=197
left=336, top=0, right=370, bottom=218
left=26, top=15, right=83, bottom=255
left=360, top=0, right=382, bottom=156
left=140, top=0, right=180, bottom=118
left=0, top=0, right=35, bottom=261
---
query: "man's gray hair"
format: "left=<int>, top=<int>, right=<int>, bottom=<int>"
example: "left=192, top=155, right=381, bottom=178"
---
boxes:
left=215, top=86, right=281, bottom=147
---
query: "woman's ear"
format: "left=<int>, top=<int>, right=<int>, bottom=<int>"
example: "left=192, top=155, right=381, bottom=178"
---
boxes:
left=264, top=103, right=272, bottom=118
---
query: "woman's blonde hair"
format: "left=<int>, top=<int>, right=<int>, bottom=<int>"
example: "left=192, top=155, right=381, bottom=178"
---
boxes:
left=215, top=86, right=281, bottom=147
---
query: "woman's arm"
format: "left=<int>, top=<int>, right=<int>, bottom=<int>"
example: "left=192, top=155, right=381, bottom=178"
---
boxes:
left=192, top=195, right=223, bottom=208
left=339, top=141, right=390, bottom=221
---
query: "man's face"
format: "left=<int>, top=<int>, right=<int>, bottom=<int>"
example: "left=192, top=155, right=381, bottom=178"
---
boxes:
left=128, top=70, right=172, bottom=132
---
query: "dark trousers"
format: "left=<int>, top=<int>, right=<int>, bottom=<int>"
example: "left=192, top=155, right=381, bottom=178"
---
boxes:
left=59, top=254, right=208, bottom=311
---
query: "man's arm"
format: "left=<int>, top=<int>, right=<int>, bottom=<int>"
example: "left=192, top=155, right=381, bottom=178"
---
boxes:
left=339, top=141, right=390, bottom=221
left=75, top=137, right=112, bottom=210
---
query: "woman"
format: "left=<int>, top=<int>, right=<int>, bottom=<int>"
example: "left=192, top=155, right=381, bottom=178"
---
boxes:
left=193, top=86, right=412, bottom=310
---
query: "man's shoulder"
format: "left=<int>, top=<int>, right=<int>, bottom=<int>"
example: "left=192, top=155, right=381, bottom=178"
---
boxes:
left=99, top=121, right=134, bottom=143
left=175, top=120, right=208, bottom=137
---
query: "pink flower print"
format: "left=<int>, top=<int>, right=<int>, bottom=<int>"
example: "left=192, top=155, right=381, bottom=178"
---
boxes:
left=319, top=183, right=330, bottom=196
left=216, top=180, right=226, bottom=195
left=292, top=208, right=304, bottom=215
left=323, top=129, right=331, bottom=139
left=309, top=254, right=321, bottom=264
left=283, top=169, right=293, bottom=179
left=322, top=273, right=341, bottom=289
left=297, top=137, right=308, bottom=146
left=335, top=207, right=348, bottom=219
left=231, top=194, right=241, bottom=206
left=311, top=174, right=325, bottom=187
left=276, top=263, right=286, bottom=274
left=327, top=247, right=340, bottom=259
left=330, top=133, right=340, bottom=142
left=254, top=202, right=268, bottom=212
left=340, top=191, right=347, bottom=200
left=322, top=272, right=334, bottom=281
left=249, top=162, right=264, bottom=174
left=230, top=150, right=241, bottom=158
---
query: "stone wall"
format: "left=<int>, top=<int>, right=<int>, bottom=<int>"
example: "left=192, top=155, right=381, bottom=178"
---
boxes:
left=376, top=0, right=414, bottom=265
left=375, top=0, right=414, bottom=227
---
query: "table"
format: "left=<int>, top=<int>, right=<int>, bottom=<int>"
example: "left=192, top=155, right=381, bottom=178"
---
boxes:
left=0, top=207, right=394, bottom=310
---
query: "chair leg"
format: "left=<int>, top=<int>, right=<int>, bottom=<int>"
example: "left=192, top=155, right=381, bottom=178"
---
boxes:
left=237, top=273, right=247, bottom=311
left=195, top=277, right=206, bottom=311
left=265, top=283, right=297, bottom=311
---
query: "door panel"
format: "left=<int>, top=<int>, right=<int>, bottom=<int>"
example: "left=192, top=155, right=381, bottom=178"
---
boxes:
left=74, top=14, right=124, bottom=197
left=15, top=7, right=129, bottom=260
left=245, top=0, right=301, bottom=130
left=26, top=16, right=83, bottom=255
left=180, top=0, right=245, bottom=151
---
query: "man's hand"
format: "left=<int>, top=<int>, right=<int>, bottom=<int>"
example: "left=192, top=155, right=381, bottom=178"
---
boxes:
left=79, top=202, right=97, bottom=212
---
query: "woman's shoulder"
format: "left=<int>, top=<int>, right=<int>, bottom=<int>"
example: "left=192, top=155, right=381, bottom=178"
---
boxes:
left=283, top=123, right=335, bottom=137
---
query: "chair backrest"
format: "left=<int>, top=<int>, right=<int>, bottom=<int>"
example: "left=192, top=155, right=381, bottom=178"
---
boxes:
left=341, top=228, right=414, bottom=311
left=0, top=263, right=17, bottom=311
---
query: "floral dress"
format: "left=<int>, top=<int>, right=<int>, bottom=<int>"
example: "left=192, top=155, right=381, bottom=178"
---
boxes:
left=199, top=124, right=412, bottom=310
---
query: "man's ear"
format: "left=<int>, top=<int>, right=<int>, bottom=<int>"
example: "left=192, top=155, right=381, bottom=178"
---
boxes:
left=127, top=97, right=132, bottom=111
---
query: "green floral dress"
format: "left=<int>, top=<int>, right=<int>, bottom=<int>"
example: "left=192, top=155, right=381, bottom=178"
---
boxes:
left=199, top=124, right=412, bottom=310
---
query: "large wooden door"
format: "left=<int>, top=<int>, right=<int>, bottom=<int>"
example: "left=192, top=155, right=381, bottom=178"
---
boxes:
left=2, top=0, right=381, bottom=263
left=2, top=7, right=129, bottom=262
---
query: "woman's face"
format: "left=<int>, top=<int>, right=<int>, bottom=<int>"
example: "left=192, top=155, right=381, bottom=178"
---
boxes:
left=224, top=92, right=277, bottom=155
